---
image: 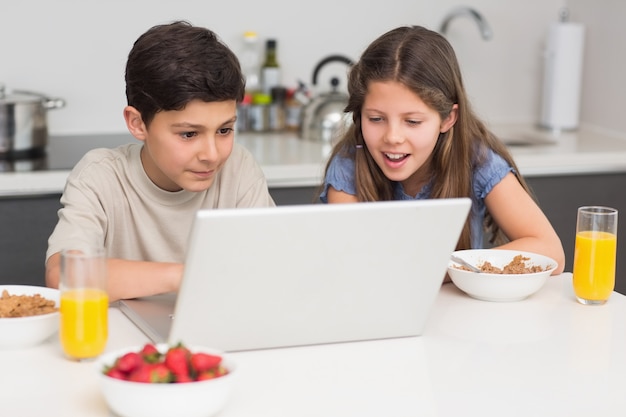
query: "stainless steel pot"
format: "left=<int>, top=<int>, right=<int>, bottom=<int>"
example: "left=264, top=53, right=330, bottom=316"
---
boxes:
left=0, top=83, right=65, bottom=156
left=301, top=55, right=353, bottom=143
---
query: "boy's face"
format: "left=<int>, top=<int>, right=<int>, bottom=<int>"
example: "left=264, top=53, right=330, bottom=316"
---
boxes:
left=137, top=99, right=237, bottom=192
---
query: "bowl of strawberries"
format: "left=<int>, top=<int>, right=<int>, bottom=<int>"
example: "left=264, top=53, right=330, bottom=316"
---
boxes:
left=96, top=342, right=236, bottom=417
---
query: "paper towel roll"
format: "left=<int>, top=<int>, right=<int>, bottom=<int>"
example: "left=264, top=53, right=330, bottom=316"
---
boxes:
left=540, top=21, right=585, bottom=131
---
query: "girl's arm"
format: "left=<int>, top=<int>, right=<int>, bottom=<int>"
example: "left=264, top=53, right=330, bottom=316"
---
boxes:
left=484, top=173, right=566, bottom=274
left=326, top=187, right=359, bottom=203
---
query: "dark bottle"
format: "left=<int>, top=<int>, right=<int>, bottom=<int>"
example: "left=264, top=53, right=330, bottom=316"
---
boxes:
left=261, top=39, right=281, bottom=95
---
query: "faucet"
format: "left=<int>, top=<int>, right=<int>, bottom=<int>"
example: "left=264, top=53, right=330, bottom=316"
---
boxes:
left=439, top=6, right=493, bottom=40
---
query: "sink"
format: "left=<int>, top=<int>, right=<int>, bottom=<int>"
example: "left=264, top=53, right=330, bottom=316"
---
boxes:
left=500, top=134, right=558, bottom=147
left=491, top=125, right=567, bottom=147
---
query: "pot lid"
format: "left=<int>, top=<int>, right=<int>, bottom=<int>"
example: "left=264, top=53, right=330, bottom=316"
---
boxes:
left=0, top=83, right=65, bottom=109
left=0, top=83, right=46, bottom=104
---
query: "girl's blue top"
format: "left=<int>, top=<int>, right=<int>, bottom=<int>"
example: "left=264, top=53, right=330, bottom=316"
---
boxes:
left=319, top=147, right=514, bottom=248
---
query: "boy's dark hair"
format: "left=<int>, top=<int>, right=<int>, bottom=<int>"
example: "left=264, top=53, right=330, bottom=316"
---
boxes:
left=125, top=20, right=245, bottom=126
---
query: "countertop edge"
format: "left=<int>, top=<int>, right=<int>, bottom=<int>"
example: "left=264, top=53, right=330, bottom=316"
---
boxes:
left=2, top=125, right=626, bottom=197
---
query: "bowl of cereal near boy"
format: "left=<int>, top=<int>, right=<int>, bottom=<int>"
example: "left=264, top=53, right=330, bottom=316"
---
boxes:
left=448, top=249, right=558, bottom=302
left=0, top=285, right=60, bottom=349
left=96, top=342, right=237, bottom=417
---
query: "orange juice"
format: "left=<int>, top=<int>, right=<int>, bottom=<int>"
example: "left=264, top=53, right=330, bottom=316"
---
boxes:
left=60, top=288, right=108, bottom=359
left=573, top=230, right=617, bottom=302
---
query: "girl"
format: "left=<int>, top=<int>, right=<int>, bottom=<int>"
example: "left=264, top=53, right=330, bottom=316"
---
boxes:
left=319, top=25, right=565, bottom=274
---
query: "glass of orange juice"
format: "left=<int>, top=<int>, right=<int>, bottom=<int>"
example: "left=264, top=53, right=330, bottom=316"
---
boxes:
left=59, top=247, right=108, bottom=360
left=573, top=206, right=618, bottom=305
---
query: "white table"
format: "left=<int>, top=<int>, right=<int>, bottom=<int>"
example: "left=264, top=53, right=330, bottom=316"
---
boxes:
left=4, top=273, right=626, bottom=416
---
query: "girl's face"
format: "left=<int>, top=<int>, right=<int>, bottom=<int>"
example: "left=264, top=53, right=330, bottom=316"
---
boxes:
left=129, top=99, right=237, bottom=192
left=361, top=81, right=457, bottom=195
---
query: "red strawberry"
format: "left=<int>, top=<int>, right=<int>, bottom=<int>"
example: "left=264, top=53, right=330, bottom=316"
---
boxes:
left=115, top=351, right=143, bottom=374
left=190, top=352, right=222, bottom=373
left=148, top=363, right=173, bottom=383
left=139, top=343, right=161, bottom=363
left=215, top=366, right=228, bottom=377
left=173, top=372, right=194, bottom=383
left=128, top=363, right=172, bottom=383
left=128, top=363, right=153, bottom=383
left=104, top=367, right=126, bottom=380
left=197, top=366, right=228, bottom=381
left=164, top=345, right=190, bottom=377
left=197, top=370, right=217, bottom=381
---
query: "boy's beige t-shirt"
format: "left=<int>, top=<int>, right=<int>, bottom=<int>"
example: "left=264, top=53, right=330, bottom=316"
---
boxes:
left=46, top=142, right=275, bottom=264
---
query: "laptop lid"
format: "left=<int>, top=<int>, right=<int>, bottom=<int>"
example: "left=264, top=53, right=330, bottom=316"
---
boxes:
left=119, top=198, right=471, bottom=352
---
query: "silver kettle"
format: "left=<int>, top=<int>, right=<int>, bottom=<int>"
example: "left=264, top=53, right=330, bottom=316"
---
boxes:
left=301, top=55, right=353, bottom=143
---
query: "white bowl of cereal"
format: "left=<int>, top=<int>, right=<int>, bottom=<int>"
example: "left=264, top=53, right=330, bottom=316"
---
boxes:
left=448, top=249, right=558, bottom=302
left=0, top=285, right=60, bottom=349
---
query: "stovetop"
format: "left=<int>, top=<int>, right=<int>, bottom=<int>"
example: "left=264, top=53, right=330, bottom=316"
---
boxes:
left=0, top=133, right=134, bottom=173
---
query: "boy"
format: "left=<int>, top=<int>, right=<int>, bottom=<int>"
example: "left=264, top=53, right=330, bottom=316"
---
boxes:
left=45, top=21, right=275, bottom=301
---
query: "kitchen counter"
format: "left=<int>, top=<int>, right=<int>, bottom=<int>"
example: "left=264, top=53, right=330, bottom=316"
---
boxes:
left=4, top=273, right=626, bottom=416
left=1, top=124, right=626, bottom=197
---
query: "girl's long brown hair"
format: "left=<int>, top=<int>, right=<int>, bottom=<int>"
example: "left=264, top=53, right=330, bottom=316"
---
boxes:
left=321, top=25, right=534, bottom=249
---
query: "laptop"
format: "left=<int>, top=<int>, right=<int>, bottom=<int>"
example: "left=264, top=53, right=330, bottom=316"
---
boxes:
left=117, top=198, right=471, bottom=352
